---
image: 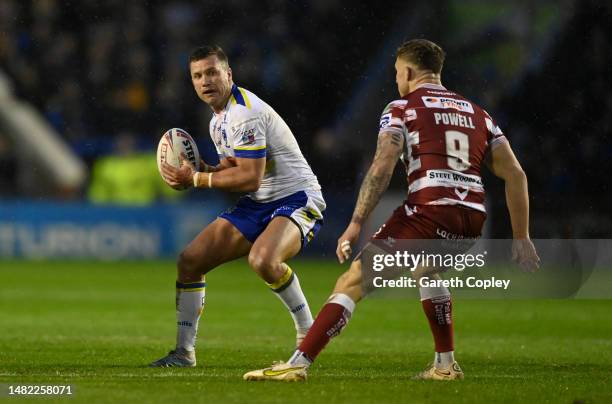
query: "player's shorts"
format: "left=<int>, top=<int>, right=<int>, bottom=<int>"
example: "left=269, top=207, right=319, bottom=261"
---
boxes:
left=358, top=202, right=486, bottom=280
left=219, top=189, right=325, bottom=247
left=372, top=202, right=486, bottom=241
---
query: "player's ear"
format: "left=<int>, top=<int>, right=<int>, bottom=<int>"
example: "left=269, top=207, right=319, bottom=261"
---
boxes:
left=406, top=66, right=414, bottom=82
left=227, top=67, right=233, bottom=82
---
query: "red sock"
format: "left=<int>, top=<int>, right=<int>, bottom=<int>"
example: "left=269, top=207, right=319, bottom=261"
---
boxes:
left=421, top=295, right=453, bottom=352
left=298, top=302, right=352, bottom=361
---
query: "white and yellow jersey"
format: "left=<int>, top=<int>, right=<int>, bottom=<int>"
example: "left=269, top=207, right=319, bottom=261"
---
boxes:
left=209, top=84, right=321, bottom=202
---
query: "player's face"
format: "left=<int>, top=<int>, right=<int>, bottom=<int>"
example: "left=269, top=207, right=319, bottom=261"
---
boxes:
left=395, top=58, right=411, bottom=97
left=190, top=56, right=233, bottom=111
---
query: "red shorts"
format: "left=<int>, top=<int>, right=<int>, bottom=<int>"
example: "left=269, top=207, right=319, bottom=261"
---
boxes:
left=372, top=202, right=486, bottom=240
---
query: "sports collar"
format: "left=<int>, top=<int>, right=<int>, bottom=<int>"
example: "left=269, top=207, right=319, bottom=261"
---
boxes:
left=415, top=83, right=447, bottom=90
left=215, top=83, right=239, bottom=116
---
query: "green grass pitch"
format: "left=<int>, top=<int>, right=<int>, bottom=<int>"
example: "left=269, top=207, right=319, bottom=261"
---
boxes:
left=1, top=260, right=611, bottom=403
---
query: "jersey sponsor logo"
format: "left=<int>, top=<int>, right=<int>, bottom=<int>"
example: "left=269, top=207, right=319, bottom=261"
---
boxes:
left=409, top=170, right=484, bottom=194
left=379, top=113, right=391, bottom=129
left=436, top=227, right=474, bottom=240
left=427, top=170, right=483, bottom=188
left=221, top=128, right=230, bottom=148
left=213, top=121, right=230, bottom=148
left=240, top=128, right=256, bottom=145
left=422, top=96, right=474, bottom=114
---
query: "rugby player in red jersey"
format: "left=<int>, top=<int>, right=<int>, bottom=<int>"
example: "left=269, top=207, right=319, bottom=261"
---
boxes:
left=244, top=39, right=540, bottom=381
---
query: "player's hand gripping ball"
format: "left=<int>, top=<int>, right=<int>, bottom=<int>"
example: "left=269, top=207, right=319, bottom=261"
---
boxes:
left=157, top=128, right=201, bottom=190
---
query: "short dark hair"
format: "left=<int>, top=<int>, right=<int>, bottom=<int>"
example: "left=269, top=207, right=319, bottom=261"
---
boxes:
left=396, top=39, right=445, bottom=74
left=189, top=45, right=229, bottom=66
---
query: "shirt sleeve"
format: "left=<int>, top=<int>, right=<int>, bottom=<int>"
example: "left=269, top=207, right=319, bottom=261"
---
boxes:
left=378, top=100, right=409, bottom=137
left=484, top=110, right=508, bottom=150
left=231, top=113, right=267, bottom=159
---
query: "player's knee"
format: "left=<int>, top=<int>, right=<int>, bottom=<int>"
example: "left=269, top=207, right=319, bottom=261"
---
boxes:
left=177, top=249, right=204, bottom=278
left=336, top=271, right=357, bottom=290
left=248, top=249, right=281, bottom=281
left=247, top=249, right=272, bottom=273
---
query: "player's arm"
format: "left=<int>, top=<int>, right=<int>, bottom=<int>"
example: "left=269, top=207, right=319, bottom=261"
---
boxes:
left=336, top=131, right=404, bottom=262
left=486, top=141, right=540, bottom=271
left=161, top=155, right=264, bottom=192
left=217, top=156, right=238, bottom=170
left=166, top=111, right=267, bottom=190
left=486, top=142, right=529, bottom=238
left=198, top=157, right=264, bottom=192
left=352, top=132, right=404, bottom=224
left=201, top=156, right=238, bottom=172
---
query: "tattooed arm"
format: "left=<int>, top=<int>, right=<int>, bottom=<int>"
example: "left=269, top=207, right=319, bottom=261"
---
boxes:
left=351, top=131, right=404, bottom=224
left=336, top=131, right=404, bottom=262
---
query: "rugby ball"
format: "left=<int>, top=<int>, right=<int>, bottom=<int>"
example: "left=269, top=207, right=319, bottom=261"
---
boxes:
left=157, top=128, right=200, bottom=188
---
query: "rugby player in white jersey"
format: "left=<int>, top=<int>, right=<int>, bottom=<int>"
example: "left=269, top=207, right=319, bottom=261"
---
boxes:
left=150, top=45, right=325, bottom=367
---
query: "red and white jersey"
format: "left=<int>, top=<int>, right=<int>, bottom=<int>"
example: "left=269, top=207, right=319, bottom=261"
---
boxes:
left=378, top=83, right=507, bottom=213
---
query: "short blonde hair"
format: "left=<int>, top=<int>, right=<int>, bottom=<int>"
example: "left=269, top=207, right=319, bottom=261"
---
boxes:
left=396, top=39, right=445, bottom=74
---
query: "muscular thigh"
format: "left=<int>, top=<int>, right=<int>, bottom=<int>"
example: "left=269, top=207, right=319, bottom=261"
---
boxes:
left=182, top=217, right=252, bottom=274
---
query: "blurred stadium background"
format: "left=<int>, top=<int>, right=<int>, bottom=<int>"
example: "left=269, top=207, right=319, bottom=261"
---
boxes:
left=1, top=2, right=612, bottom=402
left=0, top=0, right=610, bottom=257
